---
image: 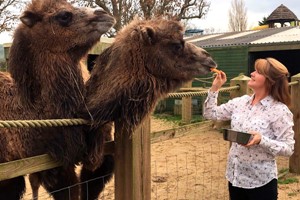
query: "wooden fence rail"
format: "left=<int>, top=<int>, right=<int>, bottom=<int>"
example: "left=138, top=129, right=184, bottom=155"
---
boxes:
left=289, top=74, right=300, bottom=173
left=0, top=74, right=299, bottom=200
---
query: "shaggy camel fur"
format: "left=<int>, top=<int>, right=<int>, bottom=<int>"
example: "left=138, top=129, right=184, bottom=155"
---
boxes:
left=79, top=18, right=217, bottom=199
left=28, top=60, right=91, bottom=200
left=0, top=0, right=114, bottom=199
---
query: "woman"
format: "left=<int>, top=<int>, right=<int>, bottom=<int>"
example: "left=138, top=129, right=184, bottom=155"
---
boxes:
left=203, top=58, right=295, bottom=200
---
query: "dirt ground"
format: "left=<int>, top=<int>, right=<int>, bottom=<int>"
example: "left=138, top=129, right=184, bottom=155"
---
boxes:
left=23, top=118, right=300, bottom=200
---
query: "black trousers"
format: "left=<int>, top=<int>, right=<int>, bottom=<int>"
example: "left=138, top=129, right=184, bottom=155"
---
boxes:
left=228, top=179, right=278, bottom=200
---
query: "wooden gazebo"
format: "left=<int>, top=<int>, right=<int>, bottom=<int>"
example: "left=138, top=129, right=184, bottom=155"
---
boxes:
left=266, top=4, right=298, bottom=28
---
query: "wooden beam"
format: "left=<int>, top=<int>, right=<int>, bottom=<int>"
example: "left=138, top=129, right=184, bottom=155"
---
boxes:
left=114, top=117, right=151, bottom=200
left=0, top=141, right=115, bottom=181
left=182, top=81, right=192, bottom=124
left=289, top=73, right=300, bottom=173
left=230, top=74, right=251, bottom=98
left=0, top=154, right=60, bottom=181
left=249, top=43, right=300, bottom=52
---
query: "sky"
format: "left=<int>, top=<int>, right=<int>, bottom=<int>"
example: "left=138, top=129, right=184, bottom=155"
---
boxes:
left=192, top=0, right=300, bottom=32
left=1, top=0, right=300, bottom=44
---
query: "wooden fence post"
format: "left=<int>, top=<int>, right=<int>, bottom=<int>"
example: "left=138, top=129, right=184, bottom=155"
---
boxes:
left=114, top=117, right=151, bottom=200
left=230, top=74, right=251, bottom=98
left=289, top=73, right=300, bottom=173
left=182, top=81, right=192, bottom=124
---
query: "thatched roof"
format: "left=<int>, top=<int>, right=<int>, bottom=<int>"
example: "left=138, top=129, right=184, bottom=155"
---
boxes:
left=266, top=4, right=298, bottom=23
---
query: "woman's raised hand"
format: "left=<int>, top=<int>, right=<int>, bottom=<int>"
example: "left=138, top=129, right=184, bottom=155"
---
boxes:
left=211, top=70, right=227, bottom=92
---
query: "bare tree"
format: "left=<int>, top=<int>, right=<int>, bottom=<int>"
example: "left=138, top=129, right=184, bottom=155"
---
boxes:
left=228, top=0, right=247, bottom=32
left=1, top=0, right=210, bottom=36
left=75, top=0, right=211, bottom=35
left=0, top=0, right=27, bottom=33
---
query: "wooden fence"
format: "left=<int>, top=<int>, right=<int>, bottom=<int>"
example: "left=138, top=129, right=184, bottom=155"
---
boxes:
left=0, top=73, right=299, bottom=200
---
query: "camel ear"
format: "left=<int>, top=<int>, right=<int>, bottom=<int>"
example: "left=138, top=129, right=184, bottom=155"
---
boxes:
left=20, top=11, right=42, bottom=27
left=141, top=26, right=156, bottom=45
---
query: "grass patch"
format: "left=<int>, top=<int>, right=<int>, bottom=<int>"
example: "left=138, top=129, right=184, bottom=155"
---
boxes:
left=278, top=177, right=299, bottom=184
left=288, top=192, right=298, bottom=197
left=278, top=168, right=299, bottom=185
left=279, top=168, right=289, bottom=174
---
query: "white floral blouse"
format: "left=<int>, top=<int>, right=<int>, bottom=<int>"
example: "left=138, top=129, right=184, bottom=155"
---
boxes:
left=203, top=91, right=295, bottom=189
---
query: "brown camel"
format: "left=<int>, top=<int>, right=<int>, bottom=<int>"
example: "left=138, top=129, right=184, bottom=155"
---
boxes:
left=0, top=0, right=115, bottom=199
left=28, top=59, right=91, bottom=200
left=79, top=17, right=217, bottom=200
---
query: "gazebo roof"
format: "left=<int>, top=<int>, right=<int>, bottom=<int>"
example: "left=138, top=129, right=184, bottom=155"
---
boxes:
left=266, top=4, right=298, bottom=23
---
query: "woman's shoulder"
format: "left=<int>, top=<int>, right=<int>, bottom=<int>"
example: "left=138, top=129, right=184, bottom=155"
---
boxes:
left=275, top=101, right=292, bottom=113
left=269, top=98, right=293, bottom=116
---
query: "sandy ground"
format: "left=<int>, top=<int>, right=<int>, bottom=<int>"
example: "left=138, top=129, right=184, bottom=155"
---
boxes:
left=22, top=118, right=300, bottom=200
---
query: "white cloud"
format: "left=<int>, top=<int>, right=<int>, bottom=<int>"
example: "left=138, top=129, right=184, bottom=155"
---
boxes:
left=1, top=0, right=300, bottom=42
left=192, top=0, right=231, bottom=32
left=190, top=1, right=300, bottom=33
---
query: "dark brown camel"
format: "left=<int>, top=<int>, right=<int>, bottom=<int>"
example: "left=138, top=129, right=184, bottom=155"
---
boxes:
left=79, top=17, right=217, bottom=200
left=27, top=59, right=92, bottom=200
left=0, top=0, right=114, bottom=199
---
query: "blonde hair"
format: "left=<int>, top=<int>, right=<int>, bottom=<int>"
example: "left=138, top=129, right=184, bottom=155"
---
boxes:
left=254, top=58, right=291, bottom=106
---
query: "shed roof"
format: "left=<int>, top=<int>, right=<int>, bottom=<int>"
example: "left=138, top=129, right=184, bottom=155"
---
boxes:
left=266, top=4, right=298, bottom=23
left=186, top=26, right=300, bottom=48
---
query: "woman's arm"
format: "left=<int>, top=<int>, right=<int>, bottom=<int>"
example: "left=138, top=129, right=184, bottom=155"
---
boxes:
left=203, top=92, right=246, bottom=121
left=260, top=110, right=295, bottom=157
left=210, top=70, right=227, bottom=92
left=203, top=71, right=243, bottom=121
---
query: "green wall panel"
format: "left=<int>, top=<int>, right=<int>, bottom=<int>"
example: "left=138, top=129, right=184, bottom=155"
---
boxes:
left=193, top=46, right=249, bottom=88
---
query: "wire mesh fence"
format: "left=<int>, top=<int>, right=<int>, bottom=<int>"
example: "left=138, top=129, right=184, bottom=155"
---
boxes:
left=2, top=76, right=299, bottom=199
left=22, top=127, right=299, bottom=200
left=151, top=129, right=229, bottom=200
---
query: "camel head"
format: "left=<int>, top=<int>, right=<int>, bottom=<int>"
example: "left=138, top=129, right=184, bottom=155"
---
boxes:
left=8, top=0, right=115, bottom=108
left=84, top=18, right=217, bottom=128
left=17, top=0, right=115, bottom=54
left=114, top=18, right=217, bottom=82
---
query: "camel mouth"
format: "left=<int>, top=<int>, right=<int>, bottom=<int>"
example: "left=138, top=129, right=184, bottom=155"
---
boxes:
left=95, top=17, right=115, bottom=25
left=89, top=15, right=115, bottom=35
left=198, top=67, right=211, bottom=75
left=201, top=59, right=217, bottom=73
left=93, top=14, right=115, bottom=26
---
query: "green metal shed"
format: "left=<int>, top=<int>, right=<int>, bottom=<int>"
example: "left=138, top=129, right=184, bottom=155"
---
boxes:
left=161, top=26, right=300, bottom=115
left=187, top=26, right=300, bottom=85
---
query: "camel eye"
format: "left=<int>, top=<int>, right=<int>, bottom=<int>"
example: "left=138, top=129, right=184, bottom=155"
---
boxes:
left=55, top=11, right=73, bottom=27
left=170, top=41, right=184, bottom=52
